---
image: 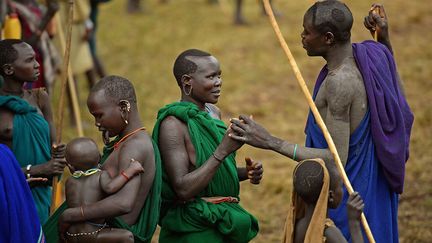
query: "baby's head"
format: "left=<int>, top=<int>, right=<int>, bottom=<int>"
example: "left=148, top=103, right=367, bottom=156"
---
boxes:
left=66, top=137, right=100, bottom=171
left=293, top=158, right=343, bottom=209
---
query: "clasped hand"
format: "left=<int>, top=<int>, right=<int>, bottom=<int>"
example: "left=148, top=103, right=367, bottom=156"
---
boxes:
left=229, top=115, right=273, bottom=149
left=45, top=143, right=67, bottom=176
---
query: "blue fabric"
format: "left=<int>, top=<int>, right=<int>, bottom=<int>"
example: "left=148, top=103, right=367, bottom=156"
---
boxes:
left=0, top=144, right=45, bottom=243
left=0, top=95, right=52, bottom=225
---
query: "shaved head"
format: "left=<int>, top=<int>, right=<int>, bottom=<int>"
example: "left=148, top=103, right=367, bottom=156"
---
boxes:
left=305, top=0, right=353, bottom=43
left=66, top=137, right=100, bottom=171
left=90, top=75, right=137, bottom=105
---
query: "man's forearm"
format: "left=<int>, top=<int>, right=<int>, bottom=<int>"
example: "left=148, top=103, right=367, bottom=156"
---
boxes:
left=268, top=137, right=332, bottom=162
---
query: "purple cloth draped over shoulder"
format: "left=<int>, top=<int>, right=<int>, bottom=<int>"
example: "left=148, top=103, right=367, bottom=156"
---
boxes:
left=352, top=40, right=413, bottom=194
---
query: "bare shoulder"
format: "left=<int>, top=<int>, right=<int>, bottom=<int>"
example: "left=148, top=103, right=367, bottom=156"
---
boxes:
left=65, top=177, right=79, bottom=191
left=205, top=103, right=221, bottom=119
left=118, top=130, right=155, bottom=167
left=324, top=225, right=348, bottom=243
left=159, top=115, right=188, bottom=138
left=324, top=72, right=356, bottom=116
left=30, top=88, right=49, bottom=109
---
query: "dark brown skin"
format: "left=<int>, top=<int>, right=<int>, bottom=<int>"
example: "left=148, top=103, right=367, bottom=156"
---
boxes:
left=63, top=138, right=143, bottom=242
left=158, top=55, right=263, bottom=202
left=59, top=88, right=156, bottom=235
left=229, top=4, right=398, bottom=168
left=0, top=42, right=66, bottom=181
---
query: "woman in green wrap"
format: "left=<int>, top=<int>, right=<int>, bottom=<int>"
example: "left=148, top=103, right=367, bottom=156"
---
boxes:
left=152, top=49, right=263, bottom=243
left=0, top=39, right=66, bottom=225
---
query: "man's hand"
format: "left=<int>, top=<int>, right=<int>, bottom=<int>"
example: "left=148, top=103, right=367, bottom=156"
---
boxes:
left=245, top=157, right=263, bottom=184
left=229, top=115, right=273, bottom=149
left=347, top=192, right=364, bottom=221
left=364, top=4, right=389, bottom=42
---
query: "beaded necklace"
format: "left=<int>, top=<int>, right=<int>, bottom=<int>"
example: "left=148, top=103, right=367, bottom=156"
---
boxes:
left=72, top=168, right=101, bottom=179
left=113, top=127, right=146, bottom=150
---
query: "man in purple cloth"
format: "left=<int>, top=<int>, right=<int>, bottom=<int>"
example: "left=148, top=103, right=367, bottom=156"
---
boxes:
left=229, top=1, right=413, bottom=243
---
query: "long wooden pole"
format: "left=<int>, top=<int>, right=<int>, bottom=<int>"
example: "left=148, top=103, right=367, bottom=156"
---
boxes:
left=55, top=13, right=83, bottom=137
left=50, top=0, right=75, bottom=215
left=261, top=0, right=375, bottom=242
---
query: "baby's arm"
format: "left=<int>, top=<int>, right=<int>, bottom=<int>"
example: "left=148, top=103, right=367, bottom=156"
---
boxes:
left=347, top=192, right=365, bottom=243
left=100, top=158, right=144, bottom=194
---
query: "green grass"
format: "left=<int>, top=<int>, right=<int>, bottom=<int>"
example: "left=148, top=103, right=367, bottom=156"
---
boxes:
left=55, top=0, right=432, bottom=242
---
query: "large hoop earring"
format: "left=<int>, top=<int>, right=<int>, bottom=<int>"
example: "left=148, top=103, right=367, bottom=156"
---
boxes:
left=183, top=85, right=192, bottom=96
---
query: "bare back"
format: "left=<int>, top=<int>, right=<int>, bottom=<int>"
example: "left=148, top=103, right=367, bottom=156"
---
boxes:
left=65, top=173, right=106, bottom=234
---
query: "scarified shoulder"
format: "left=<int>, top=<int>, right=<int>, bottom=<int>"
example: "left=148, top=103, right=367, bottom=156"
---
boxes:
left=325, top=72, right=355, bottom=117
left=159, top=116, right=188, bottom=137
left=158, top=115, right=189, bottom=153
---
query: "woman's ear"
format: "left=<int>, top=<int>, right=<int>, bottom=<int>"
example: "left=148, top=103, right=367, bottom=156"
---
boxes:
left=118, top=100, right=131, bottom=112
left=181, top=74, right=192, bottom=87
left=2, top=64, right=13, bottom=76
left=181, top=74, right=193, bottom=96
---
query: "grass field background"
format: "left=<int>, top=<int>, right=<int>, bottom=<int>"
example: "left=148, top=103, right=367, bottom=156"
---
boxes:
left=56, top=0, right=432, bottom=242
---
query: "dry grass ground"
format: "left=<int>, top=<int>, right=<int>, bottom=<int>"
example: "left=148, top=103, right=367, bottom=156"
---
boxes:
left=56, top=0, right=432, bottom=242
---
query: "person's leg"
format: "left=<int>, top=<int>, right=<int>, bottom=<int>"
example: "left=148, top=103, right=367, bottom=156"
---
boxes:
left=234, top=0, right=247, bottom=25
left=96, top=228, right=134, bottom=243
left=85, top=69, right=97, bottom=89
left=126, top=0, right=143, bottom=14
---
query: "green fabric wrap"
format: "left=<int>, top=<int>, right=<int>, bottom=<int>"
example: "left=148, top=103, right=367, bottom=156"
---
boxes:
left=152, top=101, right=259, bottom=243
left=43, top=137, right=162, bottom=243
left=0, top=95, right=52, bottom=225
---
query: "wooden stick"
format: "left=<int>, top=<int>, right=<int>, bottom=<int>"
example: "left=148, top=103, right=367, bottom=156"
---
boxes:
left=50, top=0, right=75, bottom=215
left=55, top=14, right=84, bottom=137
left=261, top=0, right=375, bottom=242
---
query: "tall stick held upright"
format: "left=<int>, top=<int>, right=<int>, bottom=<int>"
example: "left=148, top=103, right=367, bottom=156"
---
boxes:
left=50, top=0, right=74, bottom=215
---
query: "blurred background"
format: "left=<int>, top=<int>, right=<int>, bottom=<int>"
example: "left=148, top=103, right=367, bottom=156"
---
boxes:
left=23, top=0, right=432, bottom=242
